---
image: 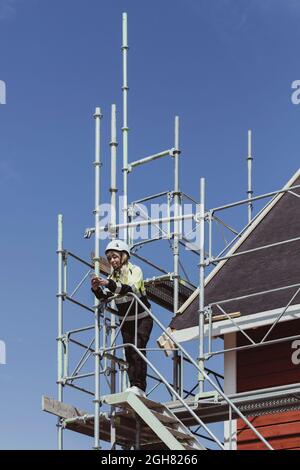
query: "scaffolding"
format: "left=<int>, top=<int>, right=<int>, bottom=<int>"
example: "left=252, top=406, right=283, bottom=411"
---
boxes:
left=43, top=13, right=300, bottom=450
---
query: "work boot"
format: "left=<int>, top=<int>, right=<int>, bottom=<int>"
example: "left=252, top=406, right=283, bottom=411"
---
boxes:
left=125, top=386, right=146, bottom=398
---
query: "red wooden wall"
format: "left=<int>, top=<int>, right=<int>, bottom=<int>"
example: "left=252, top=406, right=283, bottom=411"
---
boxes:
left=236, top=319, right=300, bottom=450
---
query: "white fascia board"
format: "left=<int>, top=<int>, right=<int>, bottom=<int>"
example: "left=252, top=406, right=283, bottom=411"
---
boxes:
left=177, top=168, right=300, bottom=316
left=171, top=303, right=300, bottom=343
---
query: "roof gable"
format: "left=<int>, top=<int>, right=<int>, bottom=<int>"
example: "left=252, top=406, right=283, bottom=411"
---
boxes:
left=171, top=169, right=300, bottom=331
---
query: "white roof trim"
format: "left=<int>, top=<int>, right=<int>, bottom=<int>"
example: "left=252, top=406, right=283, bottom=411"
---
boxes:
left=177, top=168, right=300, bottom=315
left=171, top=303, right=300, bottom=343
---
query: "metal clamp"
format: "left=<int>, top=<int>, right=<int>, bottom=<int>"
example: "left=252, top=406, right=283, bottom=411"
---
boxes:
left=84, top=228, right=94, bottom=239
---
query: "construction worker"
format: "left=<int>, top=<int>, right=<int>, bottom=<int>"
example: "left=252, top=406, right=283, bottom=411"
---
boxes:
left=91, top=240, right=153, bottom=398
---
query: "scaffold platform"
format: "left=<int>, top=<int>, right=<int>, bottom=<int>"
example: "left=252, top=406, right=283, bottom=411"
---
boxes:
left=43, top=382, right=300, bottom=449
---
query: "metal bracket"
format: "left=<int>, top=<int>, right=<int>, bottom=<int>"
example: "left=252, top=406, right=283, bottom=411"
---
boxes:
left=167, top=191, right=174, bottom=201
left=205, top=210, right=214, bottom=222
left=194, top=212, right=201, bottom=223
left=197, top=258, right=210, bottom=267
left=194, top=390, right=220, bottom=403
left=61, top=333, right=69, bottom=345
left=56, top=292, right=67, bottom=300
left=204, top=306, right=212, bottom=320
left=127, top=205, right=138, bottom=218
left=169, top=147, right=179, bottom=157
left=84, top=228, right=94, bottom=239
left=107, top=223, right=117, bottom=236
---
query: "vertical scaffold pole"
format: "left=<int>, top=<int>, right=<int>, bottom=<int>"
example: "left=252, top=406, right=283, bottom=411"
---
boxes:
left=110, top=104, right=117, bottom=449
left=247, top=129, right=253, bottom=224
left=173, top=116, right=181, bottom=395
left=198, top=178, right=206, bottom=394
left=110, top=104, right=118, bottom=239
left=122, top=12, right=129, bottom=243
left=93, top=106, right=103, bottom=450
left=57, top=214, right=64, bottom=450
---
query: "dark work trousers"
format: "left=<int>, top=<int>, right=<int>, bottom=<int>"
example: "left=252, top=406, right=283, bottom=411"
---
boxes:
left=121, top=315, right=153, bottom=392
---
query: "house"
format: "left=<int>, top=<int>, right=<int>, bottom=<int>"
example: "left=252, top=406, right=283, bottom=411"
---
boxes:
left=169, top=168, right=300, bottom=450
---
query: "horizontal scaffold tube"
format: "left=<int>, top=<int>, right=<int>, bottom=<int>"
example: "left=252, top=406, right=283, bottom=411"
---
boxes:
left=129, top=149, right=174, bottom=169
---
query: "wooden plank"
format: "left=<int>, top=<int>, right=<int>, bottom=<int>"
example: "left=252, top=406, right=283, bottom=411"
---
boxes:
left=237, top=319, right=300, bottom=347
left=210, top=311, right=241, bottom=323
left=238, top=435, right=300, bottom=451
left=238, top=421, right=300, bottom=440
left=237, top=359, right=299, bottom=380
left=42, top=395, right=178, bottom=448
left=157, top=312, right=241, bottom=356
left=237, top=416, right=300, bottom=450
left=237, top=410, right=300, bottom=430
left=238, top=369, right=300, bottom=391
left=237, top=321, right=300, bottom=393
left=42, top=395, right=87, bottom=419
left=237, top=342, right=297, bottom=368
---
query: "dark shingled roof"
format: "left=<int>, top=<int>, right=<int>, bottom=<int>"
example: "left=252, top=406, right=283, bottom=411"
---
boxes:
left=170, top=171, right=300, bottom=331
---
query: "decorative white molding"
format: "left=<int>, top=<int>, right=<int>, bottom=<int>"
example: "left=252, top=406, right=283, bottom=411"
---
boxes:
left=171, top=304, right=300, bottom=343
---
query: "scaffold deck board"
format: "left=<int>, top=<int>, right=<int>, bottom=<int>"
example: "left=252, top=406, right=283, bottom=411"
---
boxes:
left=99, top=255, right=195, bottom=312
left=42, top=383, right=300, bottom=448
left=145, top=279, right=195, bottom=312
left=43, top=395, right=171, bottom=448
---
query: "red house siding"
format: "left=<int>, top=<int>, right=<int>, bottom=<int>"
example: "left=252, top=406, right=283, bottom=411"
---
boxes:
left=236, top=319, right=300, bottom=450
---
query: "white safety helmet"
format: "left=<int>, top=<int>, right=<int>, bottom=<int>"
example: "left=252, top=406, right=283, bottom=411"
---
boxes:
left=105, top=240, right=130, bottom=257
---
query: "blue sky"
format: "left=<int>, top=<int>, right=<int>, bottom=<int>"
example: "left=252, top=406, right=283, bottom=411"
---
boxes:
left=1, top=0, right=300, bottom=449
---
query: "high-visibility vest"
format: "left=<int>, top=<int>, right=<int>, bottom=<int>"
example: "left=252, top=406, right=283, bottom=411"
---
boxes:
left=103, top=262, right=151, bottom=321
left=108, top=262, right=147, bottom=300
